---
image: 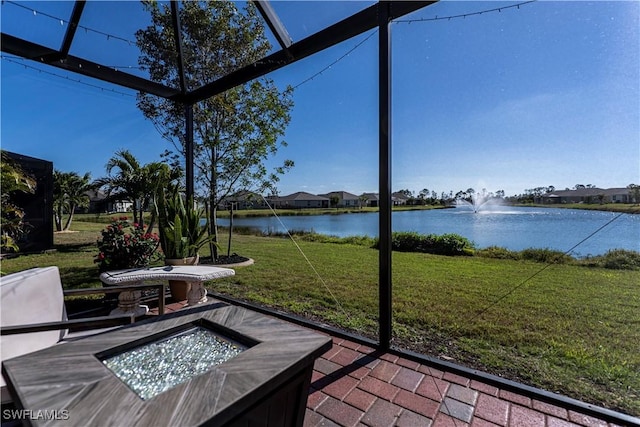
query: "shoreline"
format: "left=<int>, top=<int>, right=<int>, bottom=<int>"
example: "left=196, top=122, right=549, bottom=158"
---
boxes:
left=214, top=203, right=639, bottom=219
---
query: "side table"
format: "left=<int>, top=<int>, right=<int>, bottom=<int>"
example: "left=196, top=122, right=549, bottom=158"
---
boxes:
left=100, top=265, right=235, bottom=316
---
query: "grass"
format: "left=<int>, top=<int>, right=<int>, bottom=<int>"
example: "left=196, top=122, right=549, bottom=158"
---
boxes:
left=2, top=219, right=639, bottom=416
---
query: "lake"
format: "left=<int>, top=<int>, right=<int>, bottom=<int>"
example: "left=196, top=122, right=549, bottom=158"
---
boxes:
left=218, top=206, right=640, bottom=257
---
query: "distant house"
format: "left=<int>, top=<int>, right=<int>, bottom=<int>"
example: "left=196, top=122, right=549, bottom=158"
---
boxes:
left=219, top=190, right=266, bottom=210
left=86, top=189, right=132, bottom=213
left=391, top=192, right=409, bottom=206
left=537, top=188, right=635, bottom=204
left=319, top=191, right=360, bottom=208
left=266, top=192, right=329, bottom=209
left=360, top=193, right=379, bottom=208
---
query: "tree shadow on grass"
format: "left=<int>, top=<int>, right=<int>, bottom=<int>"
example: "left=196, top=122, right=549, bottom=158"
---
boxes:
left=59, top=266, right=115, bottom=316
left=59, top=266, right=102, bottom=290
left=53, top=243, right=96, bottom=253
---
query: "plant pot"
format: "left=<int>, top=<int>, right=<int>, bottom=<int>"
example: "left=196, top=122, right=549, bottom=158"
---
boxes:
left=165, top=255, right=199, bottom=301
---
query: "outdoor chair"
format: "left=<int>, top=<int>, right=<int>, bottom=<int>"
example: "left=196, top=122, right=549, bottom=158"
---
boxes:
left=0, top=266, right=165, bottom=404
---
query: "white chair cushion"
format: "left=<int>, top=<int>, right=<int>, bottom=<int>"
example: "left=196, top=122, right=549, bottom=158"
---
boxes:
left=1, top=266, right=68, bottom=402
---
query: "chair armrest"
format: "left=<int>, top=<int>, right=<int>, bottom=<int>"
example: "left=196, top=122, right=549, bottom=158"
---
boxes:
left=0, top=315, right=134, bottom=336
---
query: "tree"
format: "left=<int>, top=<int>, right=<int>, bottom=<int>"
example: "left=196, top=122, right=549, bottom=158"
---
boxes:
left=418, top=188, right=429, bottom=205
left=53, top=170, right=68, bottom=232
left=329, top=195, right=340, bottom=209
left=397, top=189, right=413, bottom=198
left=95, top=150, right=174, bottom=229
left=64, top=173, right=92, bottom=230
left=1, top=151, right=36, bottom=253
left=53, top=171, right=91, bottom=231
left=136, top=1, right=294, bottom=259
left=627, top=184, right=640, bottom=204
left=143, top=162, right=182, bottom=235
left=359, top=194, right=369, bottom=209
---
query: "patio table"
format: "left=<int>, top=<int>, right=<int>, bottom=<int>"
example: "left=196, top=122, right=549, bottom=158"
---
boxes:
left=100, top=265, right=235, bottom=316
left=2, top=300, right=331, bottom=426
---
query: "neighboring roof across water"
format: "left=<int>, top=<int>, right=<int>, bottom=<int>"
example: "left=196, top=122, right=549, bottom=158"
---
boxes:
left=269, top=191, right=329, bottom=202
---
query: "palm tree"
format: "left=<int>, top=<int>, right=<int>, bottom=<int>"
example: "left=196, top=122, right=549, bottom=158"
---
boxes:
left=53, top=170, right=69, bottom=231
left=95, top=150, right=147, bottom=227
left=95, top=150, right=181, bottom=229
left=53, top=171, right=92, bottom=231
left=62, top=172, right=92, bottom=231
left=143, top=162, right=182, bottom=234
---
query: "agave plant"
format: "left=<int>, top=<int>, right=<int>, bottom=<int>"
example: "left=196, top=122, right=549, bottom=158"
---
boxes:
left=156, top=189, right=213, bottom=260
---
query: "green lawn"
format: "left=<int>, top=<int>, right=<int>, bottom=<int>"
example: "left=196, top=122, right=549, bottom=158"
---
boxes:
left=2, top=220, right=638, bottom=416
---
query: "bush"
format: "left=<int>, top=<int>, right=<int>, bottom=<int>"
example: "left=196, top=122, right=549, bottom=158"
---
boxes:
left=374, top=232, right=475, bottom=256
left=587, top=249, right=640, bottom=270
left=438, top=233, right=475, bottom=256
left=477, top=246, right=520, bottom=260
left=390, top=231, right=431, bottom=252
left=95, top=217, right=160, bottom=272
left=519, top=248, right=573, bottom=264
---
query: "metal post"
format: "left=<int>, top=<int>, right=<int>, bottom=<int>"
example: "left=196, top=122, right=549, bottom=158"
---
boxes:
left=378, top=2, right=392, bottom=350
left=185, top=104, right=194, bottom=200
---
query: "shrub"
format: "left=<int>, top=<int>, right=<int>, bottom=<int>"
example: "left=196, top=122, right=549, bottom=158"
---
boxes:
left=477, top=246, right=520, bottom=260
left=374, top=232, right=474, bottom=256
left=597, top=249, right=640, bottom=270
left=437, top=233, right=475, bottom=256
left=519, top=248, right=573, bottom=264
left=340, top=235, right=376, bottom=246
left=391, top=231, right=430, bottom=252
left=95, top=217, right=160, bottom=272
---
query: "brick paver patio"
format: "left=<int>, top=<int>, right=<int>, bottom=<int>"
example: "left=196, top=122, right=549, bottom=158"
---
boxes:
left=304, top=336, right=635, bottom=427
left=150, top=297, right=637, bottom=427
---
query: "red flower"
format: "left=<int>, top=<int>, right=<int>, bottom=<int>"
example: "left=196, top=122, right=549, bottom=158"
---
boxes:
left=95, top=218, right=160, bottom=272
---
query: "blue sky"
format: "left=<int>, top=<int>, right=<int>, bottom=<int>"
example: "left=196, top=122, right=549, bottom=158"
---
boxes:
left=1, top=1, right=638, bottom=198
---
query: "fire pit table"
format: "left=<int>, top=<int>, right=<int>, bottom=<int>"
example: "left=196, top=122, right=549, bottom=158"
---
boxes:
left=2, top=300, right=332, bottom=427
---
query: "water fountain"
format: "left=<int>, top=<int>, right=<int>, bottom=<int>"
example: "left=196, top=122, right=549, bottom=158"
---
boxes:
left=455, top=191, right=501, bottom=213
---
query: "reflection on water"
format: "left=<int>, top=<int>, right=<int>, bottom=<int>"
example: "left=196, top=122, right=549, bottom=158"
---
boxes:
left=218, top=207, right=640, bottom=257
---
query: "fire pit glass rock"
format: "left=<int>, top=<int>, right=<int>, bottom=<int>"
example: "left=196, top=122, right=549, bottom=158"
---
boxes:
left=102, top=326, right=246, bottom=400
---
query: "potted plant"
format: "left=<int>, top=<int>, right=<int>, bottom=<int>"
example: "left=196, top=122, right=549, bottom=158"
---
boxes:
left=156, top=189, right=213, bottom=300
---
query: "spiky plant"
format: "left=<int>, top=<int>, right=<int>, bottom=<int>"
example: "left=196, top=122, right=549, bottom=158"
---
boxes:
left=156, top=189, right=212, bottom=260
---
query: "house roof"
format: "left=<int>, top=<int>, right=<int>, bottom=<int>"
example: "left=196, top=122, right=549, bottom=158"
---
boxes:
left=391, top=192, right=410, bottom=201
left=319, top=191, right=360, bottom=200
left=85, top=189, right=106, bottom=202
left=225, top=190, right=262, bottom=201
left=361, top=192, right=379, bottom=200
left=270, top=191, right=329, bottom=201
